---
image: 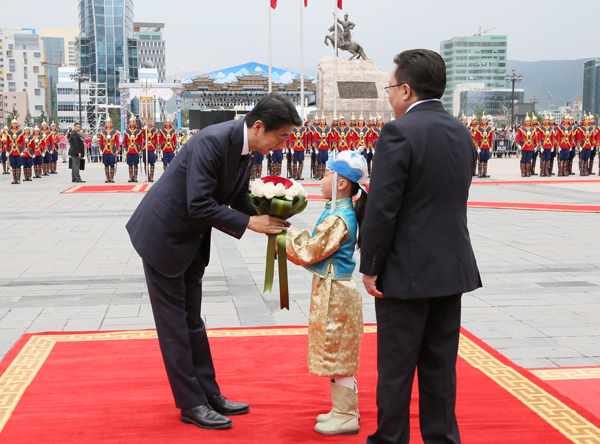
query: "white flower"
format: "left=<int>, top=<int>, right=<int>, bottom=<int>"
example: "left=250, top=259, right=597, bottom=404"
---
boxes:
left=294, top=182, right=307, bottom=197
left=251, top=180, right=265, bottom=198
left=274, top=183, right=287, bottom=197
left=263, top=182, right=276, bottom=199
left=284, top=186, right=298, bottom=201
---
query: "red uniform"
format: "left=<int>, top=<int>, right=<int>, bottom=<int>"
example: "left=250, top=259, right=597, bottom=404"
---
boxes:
left=351, top=124, right=370, bottom=150
left=160, top=127, right=177, bottom=153
left=537, top=125, right=555, bottom=150
left=516, top=126, right=536, bottom=151
left=333, top=124, right=352, bottom=151
left=124, top=126, right=142, bottom=155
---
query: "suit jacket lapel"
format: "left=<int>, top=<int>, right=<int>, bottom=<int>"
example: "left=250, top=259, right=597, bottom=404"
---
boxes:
left=223, top=119, right=246, bottom=203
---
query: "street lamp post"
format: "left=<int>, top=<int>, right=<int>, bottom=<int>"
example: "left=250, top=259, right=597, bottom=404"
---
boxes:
left=505, top=69, right=523, bottom=129
left=529, top=96, right=540, bottom=114
left=70, top=70, right=89, bottom=126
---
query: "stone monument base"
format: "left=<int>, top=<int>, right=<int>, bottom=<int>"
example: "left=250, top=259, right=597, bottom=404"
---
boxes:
left=315, top=55, right=394, bottom=123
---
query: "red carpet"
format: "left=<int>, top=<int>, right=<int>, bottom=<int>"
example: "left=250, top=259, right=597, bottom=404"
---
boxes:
left=61, top=184, right=152, bottom=193
left=1, top=327, right=599, bottom=443
left=471, top=179, right=600, bottom=185
left=467, top=201, right=600, bottom=213
left=530, top=367, right=600, bottom=421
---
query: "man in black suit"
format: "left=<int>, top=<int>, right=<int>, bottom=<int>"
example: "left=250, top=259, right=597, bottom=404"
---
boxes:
left=68, top=122, right=85, bottom=183
left=126, top=94, right=302, bottom=430
left=360, top=50, right=482, bottom=444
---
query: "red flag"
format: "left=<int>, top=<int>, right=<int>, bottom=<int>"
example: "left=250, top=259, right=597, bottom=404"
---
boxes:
left=337, top=0, right=342, bottom=9
left=271, top=0, right=277, bottom=8
left=305, top=0, right=308, bottom=6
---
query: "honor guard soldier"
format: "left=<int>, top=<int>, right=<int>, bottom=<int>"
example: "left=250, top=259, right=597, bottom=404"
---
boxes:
left=567, top=115, right=577, bottom=175
left=1, top=126, right=8, bottom=175
left=530, top=114, right=541, bottom=175
left=332, top=115, right=339, bottom=131
left=334, top=115, right=352, bottom=153
left=40, top=122, right=53, bottom=176
left=575, top=113, right=594, bottom=176
left=460, top=113, right=468, bottom=127
left=476, top=115, right=493, bottom=177
left=469, top=116, right=479, bottom=176
left=556, top=115, right=572, bottom=176
left=39, top=122, right=53, bottom=176
left=143, top=121, right=159, bottom=182
left=289, top=124, right=307, bottom=180
left=349, top=113, right=357, bottom=130
left=50, top=122, right=59, bottom=174
left=516, top=114, right=536, bottom=177
left=367, top=115, right=384, bottom=177
left=538, top=115, right=555, bottom=177
left=124, top=117, right=142, bottom=182
left=7, top=120, right=24, bottom=184
left=549, top=117, right=558, bottom=175
left=99, top=117, right=120, bottom=183
left=21, top=127, right=36, bottom=181
left=30, top=126, right=47, bottom=179
left=313, top=113, right=333, bottom=179
left=588, top=114, right=597, bottom=175
left=352, top=113, right=370, bottom=151
left=271, top=138, right=284, bottom=177
left=159, top=118, right=177, bottom=170
left=252, top=151, right=264, bottom=180
left=309, top=117, right=319, bottom=178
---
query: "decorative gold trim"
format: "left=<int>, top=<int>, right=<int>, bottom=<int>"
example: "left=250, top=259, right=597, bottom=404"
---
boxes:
left=530, top=367, right=600, bottom=381
left=459, top=335, right=600, bottom=443
left=1, top=328, right=599, bottom=443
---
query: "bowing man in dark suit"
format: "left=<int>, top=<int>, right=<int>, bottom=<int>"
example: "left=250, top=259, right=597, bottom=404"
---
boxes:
left=126, top=94, right=302, bottom=430
left=360, top=50, right=482, bottom=444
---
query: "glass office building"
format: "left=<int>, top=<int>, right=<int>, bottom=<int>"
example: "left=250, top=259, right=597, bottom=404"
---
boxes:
left=440, top=35, right=508, bottom=111
left=40, top=36, right=64, bottom=115
left=582, top=59, right=600, bottom=118
left=454, top=85, right=524, bottom=118
left=77, top=0, right=138, bottom=105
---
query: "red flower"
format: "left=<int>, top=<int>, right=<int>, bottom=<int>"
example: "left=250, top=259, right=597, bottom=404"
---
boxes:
left=261, top=176, right=294, bottom=189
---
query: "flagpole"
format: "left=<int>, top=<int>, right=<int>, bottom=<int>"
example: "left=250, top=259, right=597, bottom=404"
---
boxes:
left=333, top=1, right=338, bottom=119
left=268, top=0, right=273, bottom=93
left=300, top=0, right=305, bottom=120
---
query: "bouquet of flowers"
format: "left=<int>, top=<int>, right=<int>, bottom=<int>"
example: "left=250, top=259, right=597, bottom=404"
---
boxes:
left=248, top=176, right=308, bottom=310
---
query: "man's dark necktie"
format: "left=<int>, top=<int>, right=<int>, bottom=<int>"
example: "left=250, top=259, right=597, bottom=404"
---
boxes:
left=229, top=153, right=253, bottom=200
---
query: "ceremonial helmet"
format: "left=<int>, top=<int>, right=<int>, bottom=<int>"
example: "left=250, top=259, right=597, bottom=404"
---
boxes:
left=33, top=126, right=40, bottom=133
left=165, top=118, right=172, bottom=123
left=129, top=116, right=137, bottom=123
left=11, top=119, right=18, bottom=125
left=338, top=114, right=345, bottom=121
left=350, top=113, right=356, bottom=122
left=460, top=113, right=468, bottom=121
left=532, top=114, right=538, bottom=122
left=368, top=113, right=374, bottom=122
left=321, top=112, right=327, bottom=121
left=105, top=116, right=113, bottom=123
left=24, top=126, right=31, bottom=132
left=525, top=113, right=531, bottom=122
left=377, top=114, right=383, bottom=121
left=41, top=121, right=48, bottom=128
left=50, top=122, right=57, bottom=127
left=358, top=112, right=365, bottom=121
left=390, top=113, right=395, bottom=121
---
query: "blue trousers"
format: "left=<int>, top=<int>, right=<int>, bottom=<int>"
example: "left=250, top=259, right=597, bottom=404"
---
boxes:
left=521, top=151, right=533, bottom=164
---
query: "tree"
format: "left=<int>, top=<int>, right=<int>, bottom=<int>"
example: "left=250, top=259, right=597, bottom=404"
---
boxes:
left=6, top=106, right=20, bottom=126
left=108, top=109, right=121, bottom=131
left=24, top=112, right=33, bottom=128
left=181, top=108, right=190, bottom=127
left=39, top=110, right=47, bottom=125
left=472, top=103, right=486, bottom=120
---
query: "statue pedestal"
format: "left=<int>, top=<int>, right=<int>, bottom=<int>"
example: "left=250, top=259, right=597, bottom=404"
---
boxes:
left=316, top=55, right=394, bottom=121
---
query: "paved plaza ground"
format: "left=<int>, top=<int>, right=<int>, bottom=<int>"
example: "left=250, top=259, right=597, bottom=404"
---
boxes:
left=0, top=156, right=599, bottom=370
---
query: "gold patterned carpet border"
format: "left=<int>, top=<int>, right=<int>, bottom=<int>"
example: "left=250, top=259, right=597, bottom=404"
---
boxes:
left=0, top=327, right=599, bottom=443
left=531, top=368, right=600, bottom=381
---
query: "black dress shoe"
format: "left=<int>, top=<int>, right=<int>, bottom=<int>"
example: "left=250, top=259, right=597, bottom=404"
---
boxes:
left=180, top=405, right=232, bottom=430
left=208, top=394, right=250, bottom=416
left=76, top=179, right=86, bottom=183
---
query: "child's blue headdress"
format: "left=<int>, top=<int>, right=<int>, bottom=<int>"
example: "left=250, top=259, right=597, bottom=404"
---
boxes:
left=326, top=150, right=368, bottom=212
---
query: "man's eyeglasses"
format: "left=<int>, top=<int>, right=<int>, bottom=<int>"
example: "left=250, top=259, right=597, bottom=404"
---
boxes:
left=384, top=83, right=407, bottom=93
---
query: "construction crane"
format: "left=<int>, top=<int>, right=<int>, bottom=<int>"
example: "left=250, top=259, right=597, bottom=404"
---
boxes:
left=473, top=26, right=498, bottom=36
left=41, top=51, right=63, bottom=67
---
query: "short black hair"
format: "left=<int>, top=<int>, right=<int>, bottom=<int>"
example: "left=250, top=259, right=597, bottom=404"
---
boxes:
left=74, top=122, right=81, bottom=127
left=245, top=93, right=302, bottom=132
left=393, top=49, right=446, bottom=100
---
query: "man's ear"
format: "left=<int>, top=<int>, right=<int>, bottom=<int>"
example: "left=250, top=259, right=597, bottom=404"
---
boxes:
left=253, top=120, right=264, bottom=135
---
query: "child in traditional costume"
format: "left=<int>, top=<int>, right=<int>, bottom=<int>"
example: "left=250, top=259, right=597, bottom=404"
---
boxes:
left=285, top=150, right=368, bottom=435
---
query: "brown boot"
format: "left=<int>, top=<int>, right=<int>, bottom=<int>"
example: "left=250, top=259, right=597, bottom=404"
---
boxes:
left=149, top=165, right=155, bottom=182
left=133, top=166, right=138, bottom=182
left=583, top=161, right=589, bottom=176
left=2, top=162, right=8, bottom=174
left=541, top=162, right=547, bottom=177
left=520, top=163, right=525, bottom=177
left=589, top=158, right=596, bottom=175
left=482, top=163, right=490, bottom=178
left=128, top=166, right=133, bottom=182
left=257, top=165, right=262, bottom=179
left=525, top=163, right=531, bottom=177
left=478, top=163, right=483, bottom=178
left=105, top=167, right=110, bottom=183
left=297, top=164, right=303, bottom=180
left=16, top=167, right=22, bottom=183
left=110, top=167, right=115, bottom=183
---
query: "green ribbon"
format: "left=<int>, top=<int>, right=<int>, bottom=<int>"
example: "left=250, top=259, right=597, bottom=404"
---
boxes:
left=263, top=198, right=293, bottom=310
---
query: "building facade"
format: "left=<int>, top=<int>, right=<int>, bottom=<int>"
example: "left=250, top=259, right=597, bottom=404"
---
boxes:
left=440, top=35, right=508, bottom=111
left=56, top=66, right=107, bottom=131
left=453, top=83, right=524, bottom=118
left=2, top=92, right=28, bottom=127
left=583, top=58, right=600, bottom=119
left=40, top=36, right=64, bottom=116
left=134, top=22, right=166, bottom=83
left=0, top=29, right=47, bottom=125
left=77, top=0, right=138, bottom=105
left=38, top=27, right=79, bottom=67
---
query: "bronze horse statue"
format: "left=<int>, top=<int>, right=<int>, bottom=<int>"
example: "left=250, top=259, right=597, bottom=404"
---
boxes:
left=324, top=24, right=368, bottom=61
